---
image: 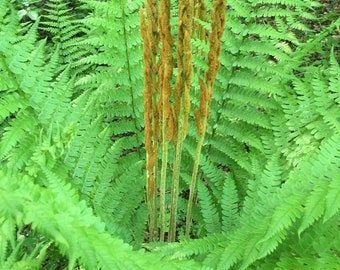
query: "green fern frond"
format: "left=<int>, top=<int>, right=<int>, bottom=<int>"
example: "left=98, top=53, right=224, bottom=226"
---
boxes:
left=6, top=133, right=36, bottom=174
left=273, top=214, right=340, bottom=270
left=19, top=40, right=47, bottom=92
left=39, top=67, right=73, bottom=125
left=0, top=6, right=21, bottom=54
left=64, top=115, right=104, bottom=184
left=198, top=157, right=225, bottom=197
left=297, top=133, right=340, bottom=235
left=8, top=23, right=39, bottom=75
left=251, top=0, right=308, bottom=7
left=197, top=129, right=338, bottom=269
left=152, top=233, right=227, bottom=261
left=1, top=0, right=337, bottom=268
left=0, top=218, right=16, bottom=264
left=0, top=171, right=202, bottom=270
left=197, top=180, right=221, bottom=235
left=94, top=159, right=145, bottom=241
left=2, top=239, right=25, bottom=270
left=40, top=0, right=90, bottom=71
left=0, top=92, right=27, bottom=123
left=217, top=121, right=265, bottom=152
left=201, top=0, right=302, bottom=205
left=221, top=175, right=240, bottom=232
left=0, top=112, right=38, bottom=162
left=209, top=135, right=252, bottom=171
left=280, top=47, right=339, bottom=167
left=324, top=176, right=340, bottom=222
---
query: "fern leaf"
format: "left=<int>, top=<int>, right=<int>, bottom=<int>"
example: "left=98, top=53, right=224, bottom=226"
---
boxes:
left=38, top=66, right=73, bottom=125
left=6, top=134, right=36, bottom=174
left=324, top=177, right=340, bottom=222
left=298, top=133, right=340, bottom=235
left=8, top=23, right=39, bottom=76
left=0, top=93, right=27, bottom=123
left=153, top=233, right=227, bottom=261
left=0, top=112, right=38, bottom=161
left=197, top=181, right=221, bottom=235
left=0, top=171, right=202, bottom=269
left=221, top=175, right=240, bottom=232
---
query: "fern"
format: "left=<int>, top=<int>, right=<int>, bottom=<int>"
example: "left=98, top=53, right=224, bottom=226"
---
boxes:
left=39, top=0, right=91, bottom=76
left=195, top=0, right=301, bottom=203
left=153, top=1, right=339, bottom=268
left=0, top=0, right=339, bottom=268
left=93, top=158, right=146, bottom=242
left=197, top=132, right=339, bottom=269
left=0, top=169, right=204, bottom=269
left=0, top=2, right=146, bottom=267
left=221, top=175, right=240, bottom=232
left=0, top=215, right=50, bottom=269
left=197, top=180, right=222, bottom=235
left=61, top=0, right=147, bottom=244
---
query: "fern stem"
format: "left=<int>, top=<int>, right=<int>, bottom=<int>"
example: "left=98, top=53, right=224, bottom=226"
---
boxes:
left=150, top=98, right=159, bottom=241
left=185, top=0, right=226, bottom=238
left=185, top=123, right=206, bottom=238
left=140, top=2, right=160, bottom=241
left=147, top=198, right=157, bottom=241
left=146, top=151, right=158, bottom=242
left=168, top=0, right=194, bottom=241
left=121, top=0, right=141, bottom=157
left=159, top=0, right=173, bottom=242
left=168, top=102, right=186, bottom=242
left=159, top=137, right=168, bottom=242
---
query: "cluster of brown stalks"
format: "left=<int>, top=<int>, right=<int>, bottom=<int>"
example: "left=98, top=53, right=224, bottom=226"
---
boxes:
left=141, top=0, right=226, bottom=242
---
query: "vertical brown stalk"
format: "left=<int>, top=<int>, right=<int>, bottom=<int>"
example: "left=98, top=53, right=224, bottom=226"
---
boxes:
left=168, top=0, right=195, bottom=242
left=185, top=0, right=226, bottom=238
left=195, top=0, right=208, bottom=46
left=158, top=0, right=174, bottom=242
left=140, top=0, right=160, bottom=241
left=205, top=0, right=226, bottom=90
left=141, top=0, right=226, bottom=242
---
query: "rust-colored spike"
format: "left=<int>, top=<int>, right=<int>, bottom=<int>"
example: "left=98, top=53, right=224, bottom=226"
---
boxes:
left=196, top=0, right=208, bottom=41
left=147, top=148, right=158, bottom=171
left=141, top=5, right=160, bottom=207
left=173, top=0, right=195, bottom=140
left=147, top=174, right=155, bottom=200
left=146, top=0, right=160, bottom=55
left=194, top=109, right=204, bottom=137
left=194, top=0, right=226, bottom=134
left=205, top=0, right=226, bottom=88
left=173, top=72, right=182, bottom=123
left=166, top=109, right=174, bottom=141
left=198, top=77, right=208, bottom=119
left=159, top=0, right=174, bottom=142
left=143, top=94, right=152, bottom=150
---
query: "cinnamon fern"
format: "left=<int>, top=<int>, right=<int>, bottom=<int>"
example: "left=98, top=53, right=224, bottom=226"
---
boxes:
left=0, top=0, right=339, bottom=269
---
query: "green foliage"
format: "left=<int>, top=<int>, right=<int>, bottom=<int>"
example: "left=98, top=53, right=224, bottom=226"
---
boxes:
left=39, top=0, right=92, bottom=76
left=0, top=171, right=202, bottom=269
left=0, top=0, right=339, bottom=269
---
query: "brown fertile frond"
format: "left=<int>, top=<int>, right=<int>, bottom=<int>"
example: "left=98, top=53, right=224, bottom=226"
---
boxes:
left=141, top=5, right=160, bottom=200
left=174, top=0, right=195, bottom=138
left=194, top=0, right=226, bottom=137
left=146, top=0, right=160, bottom=56
left=167, top=109, right=174, bottom=140
left=195, top=0, right=208, bottom=42
left=159, top=0, right=174, bottom=141
left=198, top=77, right=209, bottom=120
left=205, top=0, right=226, bottom=88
